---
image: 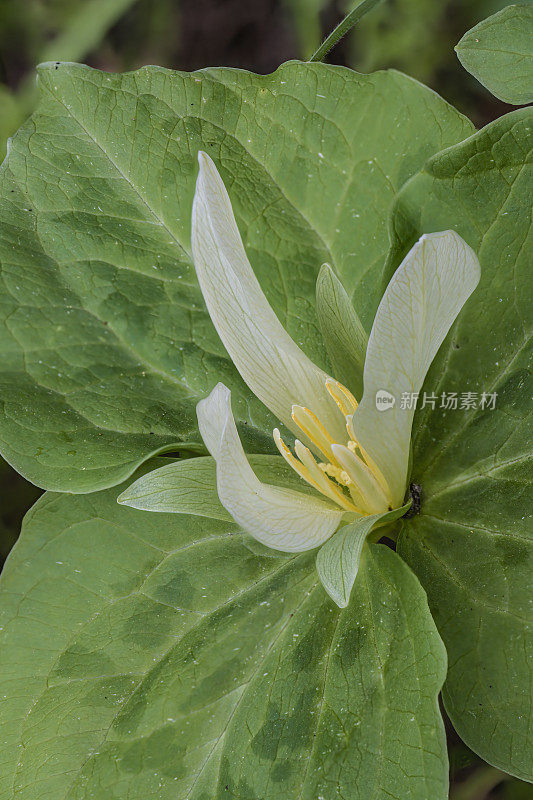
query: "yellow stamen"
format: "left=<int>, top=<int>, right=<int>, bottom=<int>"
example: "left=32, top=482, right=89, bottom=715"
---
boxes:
left=294, top=441, right=360, bottom=513
left=319, top=462, right=351, bottom=487
left=320, top=460, right=373, bottom=514
left=325, top=378, right=358, bottom=416
left=273, top=429, right=322, bottom=493
left=291, top=405, right=337, bottom=462
left=332, top=442, right=390, bottom=513
left=272, top=381, right=393, bottom=518
left=274, top=429, right=361, bottom=512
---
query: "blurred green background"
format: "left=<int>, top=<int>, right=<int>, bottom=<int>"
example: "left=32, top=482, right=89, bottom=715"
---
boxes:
left=0, top=2, right=528, bottom=797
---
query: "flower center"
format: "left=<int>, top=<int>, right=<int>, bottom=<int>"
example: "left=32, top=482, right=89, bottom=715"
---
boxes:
left=274, top=379, right=392, bottom=515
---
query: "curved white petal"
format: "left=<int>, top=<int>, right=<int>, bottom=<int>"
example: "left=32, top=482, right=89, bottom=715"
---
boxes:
left=197, top=384, right=343, bottom=552
left=192, top=151, right=345, bottom=444
left=352, top=231, right=481, bottom=506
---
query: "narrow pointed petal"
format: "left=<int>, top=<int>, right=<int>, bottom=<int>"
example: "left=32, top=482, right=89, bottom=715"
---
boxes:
left=352, top=231, right=480, bottom=506
left=316, top=263, right=368, bottom=399
left=191, top=151, right=345, bottom=443
left=197, top=384, right=343, bottom=552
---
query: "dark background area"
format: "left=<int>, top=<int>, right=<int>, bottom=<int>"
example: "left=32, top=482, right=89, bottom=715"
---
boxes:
left=0, top=2, right=529, bottom=798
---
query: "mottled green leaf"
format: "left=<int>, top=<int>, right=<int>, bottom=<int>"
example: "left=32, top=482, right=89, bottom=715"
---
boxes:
left=456, top=4, right=533, bottom=104
left=316, top=262, right=367, bottom=398
left=389, top=107, right=532, bottom=780
left=0, top=60, right=474, bottom=493
left=0, top=468, right=448, bottom=799
left=316, top=503, right=409, bottom=607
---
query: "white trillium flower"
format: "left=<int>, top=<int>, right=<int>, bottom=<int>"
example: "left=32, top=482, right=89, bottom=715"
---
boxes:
left=191, top=151, right=480, bottom=554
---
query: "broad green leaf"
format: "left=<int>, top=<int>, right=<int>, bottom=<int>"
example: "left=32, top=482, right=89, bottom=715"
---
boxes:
left=388, top=107, right=532, bottom=780
left=0, top=61, right=474, bottom=493
left=456, top=4, right=533, bottom=105
left=118, top=453, right=319, bottom=519
left=316, top=503, right=409, bottom=607
left=0, top=468, right=448, bottom=799
left=316, top=262, right=367, bottom=398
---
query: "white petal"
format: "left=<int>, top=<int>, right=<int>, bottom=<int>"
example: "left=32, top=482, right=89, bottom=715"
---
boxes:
left=191, top=151, right=346, bottom=444
left=197, top=384, right=343, bottom=552
left=195, top=378, right=229, bottom=459
left=352, top=231, right=481, bottom=506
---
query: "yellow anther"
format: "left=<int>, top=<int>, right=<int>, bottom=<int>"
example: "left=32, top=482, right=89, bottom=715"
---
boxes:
left=295, top=441, right=360, bottom=513
left=332, top=442, right=390, bottom=514
left=325, top=379, right=358, bottom=416
left=273, top=429, right=322, bottom=493
left=320, top=462, right=350, bottom=487
left=272, top=380, right=391, bottom=517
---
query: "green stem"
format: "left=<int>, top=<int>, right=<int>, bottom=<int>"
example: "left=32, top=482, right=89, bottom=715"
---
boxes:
left=450, top=765, right=509, bottom=800
left=308, top=0, right=384, bottom=63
